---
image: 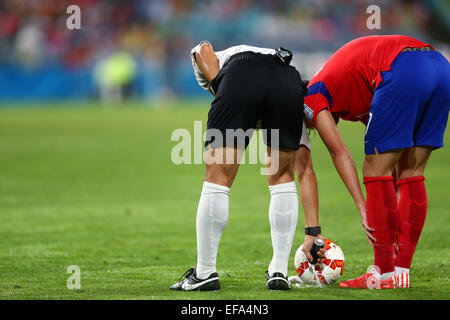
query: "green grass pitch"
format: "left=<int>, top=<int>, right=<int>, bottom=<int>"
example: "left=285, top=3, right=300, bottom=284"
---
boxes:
left=0, top=100, right=448, bottom=300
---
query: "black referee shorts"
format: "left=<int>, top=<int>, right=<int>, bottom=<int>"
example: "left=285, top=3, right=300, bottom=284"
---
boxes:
left=205, top=51, right=305, bottom=150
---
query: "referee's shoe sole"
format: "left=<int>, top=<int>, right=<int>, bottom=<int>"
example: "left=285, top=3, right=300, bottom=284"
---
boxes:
left=266, top=272, right=291, bottom=290
left=170, top=268, right=220, bottom=291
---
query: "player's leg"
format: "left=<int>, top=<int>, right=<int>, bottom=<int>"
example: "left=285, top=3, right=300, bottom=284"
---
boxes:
left=204, top=147, right=244, bottom=187
left=170, top=148, right=242, bottom=291
left=262, top=56, right=304, bottom=290
left=266, top=147, right=298, bottom=289
left=392, top=146, right=431, bottom=288
left=339, top=150, right=402, bottom=289
left=393, top=49, right=450, bottom=288
left=194, top=147, right=244, bottom=282
left=195, top=146, right=243, bottom=276
left=171, top=52, right=262, bottom=291
left=363, top=150, right=403, bottom=282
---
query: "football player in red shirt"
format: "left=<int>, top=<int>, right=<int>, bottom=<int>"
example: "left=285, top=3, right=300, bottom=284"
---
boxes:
left=304, top=35, right=449, bottom=289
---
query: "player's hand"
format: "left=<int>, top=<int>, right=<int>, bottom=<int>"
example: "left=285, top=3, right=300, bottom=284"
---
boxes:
left=302, top=235, right=326, bottom=264
left=359, top=205, right=376, bottom=247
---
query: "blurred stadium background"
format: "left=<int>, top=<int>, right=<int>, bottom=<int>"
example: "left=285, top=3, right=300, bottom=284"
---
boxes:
left=0, top=0, right=448, bottom=102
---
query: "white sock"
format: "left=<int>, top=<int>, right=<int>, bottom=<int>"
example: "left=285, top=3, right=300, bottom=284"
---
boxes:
left=195, top=181, right=230, bottom=279
left=268, top=181, right=298, bottom=277
left=373, top=269, right=395, bottom=281
left=395, top=266, right=410, bottom=275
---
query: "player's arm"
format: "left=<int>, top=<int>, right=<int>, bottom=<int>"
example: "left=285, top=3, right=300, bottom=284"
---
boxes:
left=192, top=42, right=220, bottom=82
left=295, top=146, right=325, bottom=262
left=315, top=109, right=375, bottom=245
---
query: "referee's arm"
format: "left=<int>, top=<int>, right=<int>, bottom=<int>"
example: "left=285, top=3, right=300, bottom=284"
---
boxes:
left=193, top=42, right=220, bottom=82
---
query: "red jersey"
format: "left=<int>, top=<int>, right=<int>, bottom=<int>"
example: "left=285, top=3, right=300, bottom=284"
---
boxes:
left=304, top=35, right=433, bottom=126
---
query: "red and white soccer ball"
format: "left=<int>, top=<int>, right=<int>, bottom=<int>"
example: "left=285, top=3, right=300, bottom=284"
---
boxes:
left=294, top=239, right=345, bottom=285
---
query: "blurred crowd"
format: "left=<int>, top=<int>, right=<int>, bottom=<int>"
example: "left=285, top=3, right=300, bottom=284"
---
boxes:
left=0, top=0, right=448, bottom=98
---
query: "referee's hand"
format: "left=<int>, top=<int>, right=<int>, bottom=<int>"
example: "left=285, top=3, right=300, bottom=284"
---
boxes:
left=302, top=235, right=326, bottom=264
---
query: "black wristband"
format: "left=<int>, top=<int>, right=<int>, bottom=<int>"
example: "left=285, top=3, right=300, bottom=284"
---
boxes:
left=305, top=226, right=321, bottom=236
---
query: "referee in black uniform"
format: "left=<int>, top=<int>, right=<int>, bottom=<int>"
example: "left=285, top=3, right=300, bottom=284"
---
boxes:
left=170, top=42, right=307, bottom=291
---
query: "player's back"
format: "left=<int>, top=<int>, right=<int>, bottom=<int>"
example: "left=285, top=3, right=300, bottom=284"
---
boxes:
left=307, top=35, right=432, bottom=124
left=316, top=35, right=432, bottom=92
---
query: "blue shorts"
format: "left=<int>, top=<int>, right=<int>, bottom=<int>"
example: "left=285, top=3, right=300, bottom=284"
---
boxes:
left=364, top=50, right=450, bottom=154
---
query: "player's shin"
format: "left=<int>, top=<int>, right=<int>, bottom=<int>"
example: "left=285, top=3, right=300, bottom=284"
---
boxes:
left=195, top=181, right=230, bottom=279
left=268, top=181, right=298, bottom=277
left=364, top=176, right=399, bottom=279
left=394, top=176, right=427, bottom=272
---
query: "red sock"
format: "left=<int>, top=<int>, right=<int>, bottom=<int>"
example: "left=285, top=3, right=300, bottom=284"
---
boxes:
left=394, top=176, right=427, bottom=269
left=364, top=176, right=399, bottom=275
